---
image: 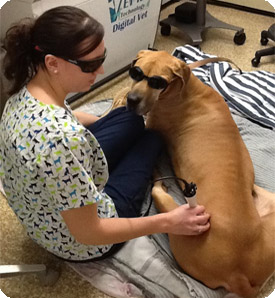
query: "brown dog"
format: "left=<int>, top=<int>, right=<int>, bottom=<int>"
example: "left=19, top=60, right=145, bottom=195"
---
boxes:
left=124, top=50, right=275, bottom=297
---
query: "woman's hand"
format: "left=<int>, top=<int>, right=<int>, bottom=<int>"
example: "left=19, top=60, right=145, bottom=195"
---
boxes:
left=166, top=204, right=210, bottom=236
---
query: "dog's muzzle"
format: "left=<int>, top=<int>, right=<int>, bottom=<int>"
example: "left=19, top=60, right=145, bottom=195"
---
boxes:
left=127, top=92, right=142, bottom=112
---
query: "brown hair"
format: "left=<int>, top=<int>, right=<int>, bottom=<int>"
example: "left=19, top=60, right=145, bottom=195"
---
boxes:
left=3, top=6, right=104, bottom=95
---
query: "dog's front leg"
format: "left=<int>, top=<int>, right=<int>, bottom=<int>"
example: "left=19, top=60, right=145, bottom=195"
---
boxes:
left=152, top=180, right=179, bottom=213
left=113, top=87, right=129, bottom=109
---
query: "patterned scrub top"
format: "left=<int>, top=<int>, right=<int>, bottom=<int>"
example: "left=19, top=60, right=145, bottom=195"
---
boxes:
left=0, top=86, right=118, bottom=261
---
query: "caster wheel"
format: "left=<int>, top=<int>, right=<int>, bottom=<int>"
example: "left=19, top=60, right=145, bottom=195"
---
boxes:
left=160, top=24, right=171, bottom=36
left=260, top=37, right=268, bottom=46
left=251, top=57, right=260, bottom=67
left=234, top=32, right=246, bottom=45
left=260, top=30, right=268, bottom=45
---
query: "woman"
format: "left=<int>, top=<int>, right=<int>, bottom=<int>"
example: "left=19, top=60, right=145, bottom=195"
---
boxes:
left=0, top=6, right=210, bottom=261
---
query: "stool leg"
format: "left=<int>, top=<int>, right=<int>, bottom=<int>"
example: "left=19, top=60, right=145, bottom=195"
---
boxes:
left=256, top=47, right=275, bottom=59
left=0, top=264, right=47, bottom=278
left=196, top=0, right=206, bottom=26
left=0, top=264, right=60, bottom=286
left=251, top=47, right=275, bottom=67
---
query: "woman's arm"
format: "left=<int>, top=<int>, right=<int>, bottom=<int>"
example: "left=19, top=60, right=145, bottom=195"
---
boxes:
left=61, top=203, right=210, bottom=245
left=72, top=110, right=100, bottom=127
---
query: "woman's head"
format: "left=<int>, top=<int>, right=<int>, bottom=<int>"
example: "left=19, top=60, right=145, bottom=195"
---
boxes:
left=3, top=6, right=104, bottom=95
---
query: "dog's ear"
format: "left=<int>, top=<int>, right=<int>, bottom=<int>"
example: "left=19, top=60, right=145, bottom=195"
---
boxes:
left=160, top=61, right=190, bottom=97
left=131, top=50, right=149, bottom=66
left=136, top=50, right=150, bottom=59
left=172, top=60, right=191, bottom=85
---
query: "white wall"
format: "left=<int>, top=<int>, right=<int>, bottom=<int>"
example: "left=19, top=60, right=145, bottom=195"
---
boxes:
left=0, top=0, right=34, bottom=41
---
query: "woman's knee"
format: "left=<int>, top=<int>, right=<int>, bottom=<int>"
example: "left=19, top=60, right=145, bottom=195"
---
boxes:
left=88, top=106, right=145, bottom=138
left=113, top=107, right=145, bottom=135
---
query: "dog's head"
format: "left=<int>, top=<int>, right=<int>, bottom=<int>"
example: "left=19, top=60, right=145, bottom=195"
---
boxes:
left=126, top=50, right=190, bottom=115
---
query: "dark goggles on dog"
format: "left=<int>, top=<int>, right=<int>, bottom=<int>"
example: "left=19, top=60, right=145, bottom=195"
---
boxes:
left=129, top=66, right=168, bottom=90
left=63, top=48, right=107, bottom=73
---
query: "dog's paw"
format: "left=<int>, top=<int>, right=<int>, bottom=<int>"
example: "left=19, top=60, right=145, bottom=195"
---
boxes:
left=113, top=87, right=129, bottom=108
left=153, top=180, right=168, bottom=192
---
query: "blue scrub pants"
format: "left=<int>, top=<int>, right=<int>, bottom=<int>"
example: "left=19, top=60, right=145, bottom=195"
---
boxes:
left=87, top=107, right=163, bottom=218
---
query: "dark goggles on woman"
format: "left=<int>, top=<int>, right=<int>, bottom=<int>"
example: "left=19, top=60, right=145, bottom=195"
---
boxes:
left=62, top=48, right=107, bottom=73
left=35, top=45, right=107, bottom=73
left=129, top=66, right=168, bottom=90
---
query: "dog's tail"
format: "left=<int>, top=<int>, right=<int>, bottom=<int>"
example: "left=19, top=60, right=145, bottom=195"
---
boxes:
left=226, top=273, right=259, bottom=298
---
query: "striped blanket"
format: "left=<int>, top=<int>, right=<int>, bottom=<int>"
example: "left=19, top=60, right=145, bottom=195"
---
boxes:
left=173, top=45, right=275, bottom=130
left=68, top=45, right=275, bottom=298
